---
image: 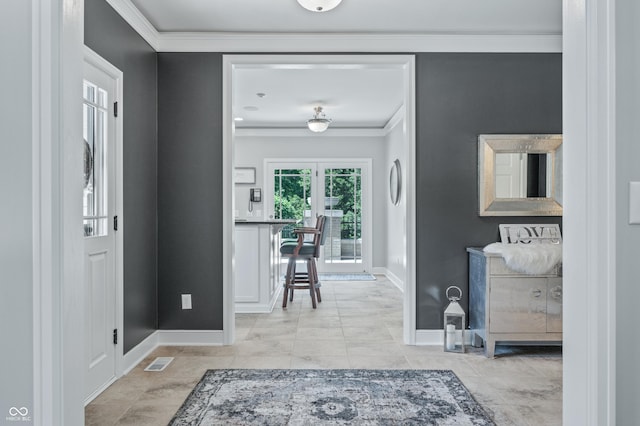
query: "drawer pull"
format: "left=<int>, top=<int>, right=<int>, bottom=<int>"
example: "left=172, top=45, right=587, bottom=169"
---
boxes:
left=531, top=289, right=543, bottom=298
left=550, top=286, right=562, bottom=299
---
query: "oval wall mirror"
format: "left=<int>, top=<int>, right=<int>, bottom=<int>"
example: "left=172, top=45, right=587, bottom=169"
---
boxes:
left=389, top=159, right=402, bottom=206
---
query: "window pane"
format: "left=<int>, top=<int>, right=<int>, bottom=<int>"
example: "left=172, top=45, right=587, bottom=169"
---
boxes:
left=83, top=81, right=96, bottom=103
left=323, top=168, right=362, bottom=264
left=98, top=88, right=108, bottom=109
left=83, top=82, right=109, bottom=238
left=273, top=168, right=312, bottom=239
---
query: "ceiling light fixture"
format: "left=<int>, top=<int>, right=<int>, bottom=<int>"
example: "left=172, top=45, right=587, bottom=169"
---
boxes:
left=307, top=106, right=332, bottom=133
left=297, top=0, right=343, bottom=12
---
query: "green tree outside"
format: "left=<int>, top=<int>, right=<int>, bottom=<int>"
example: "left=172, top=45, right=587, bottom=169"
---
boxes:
left=273, top=167, right=362, bottom=241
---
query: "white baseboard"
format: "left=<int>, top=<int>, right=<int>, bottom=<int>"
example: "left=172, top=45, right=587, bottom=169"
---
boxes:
left=84, top=376, right=118, bottom=406
left=122, top=330, right=160, bottom=374
left=415, top=330, right=444, bottom=346
left=372, top=267, right=404, bottom=292
left=157, top=330, right=225, bottom=346
left=121, top=329, right=225, bottom=375
left=415, top=329, right=474, bottom=346
left=235, top=287, right=282, bottom=313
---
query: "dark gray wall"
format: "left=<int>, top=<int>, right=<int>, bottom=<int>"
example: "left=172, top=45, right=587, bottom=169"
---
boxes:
left=85, top=0, right=158, bottom=352
left=415, top=53, right=562, bottom=329
left=157, top=53, right=224, bottom=329
left=81, top=14, right=565, bottom=336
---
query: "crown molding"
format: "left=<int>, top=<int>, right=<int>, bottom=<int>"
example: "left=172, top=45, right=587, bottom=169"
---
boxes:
left=105, top=0, right=561, bottom=54
left=104, top=1, right=561, bottom=53
left=384, top=105, right=405, bottom=133
left=106, top=0, right=160, bottom=51
left=157, top=32, right=562, bottom=53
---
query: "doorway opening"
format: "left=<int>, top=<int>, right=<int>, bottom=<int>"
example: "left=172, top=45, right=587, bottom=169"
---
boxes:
left=222, top=55, right=416, bottom=345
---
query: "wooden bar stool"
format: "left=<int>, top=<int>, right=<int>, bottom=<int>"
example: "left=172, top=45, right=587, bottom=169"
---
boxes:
left=280, top=215, right=327, bottom=309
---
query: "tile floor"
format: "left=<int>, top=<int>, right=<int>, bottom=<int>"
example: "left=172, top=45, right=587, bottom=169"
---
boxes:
left=85, top=275, right=562, bottom=425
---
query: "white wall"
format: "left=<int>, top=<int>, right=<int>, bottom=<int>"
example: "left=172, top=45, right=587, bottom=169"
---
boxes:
left=616, top=0, right=640, bottom=420
left=384, top=118, right=407, bottom=287
left=0, top=1, right=34, bottom=418
left=234, top=133, right=387, bottom=268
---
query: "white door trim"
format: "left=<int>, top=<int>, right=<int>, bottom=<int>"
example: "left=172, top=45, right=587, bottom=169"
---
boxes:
left=222, top=54, right=416, bottom=345
left=82, top=46, right=125, bottom=402
left=563, top=0, right=617, bottom=423
left=32, top=0, right=85, bottom=424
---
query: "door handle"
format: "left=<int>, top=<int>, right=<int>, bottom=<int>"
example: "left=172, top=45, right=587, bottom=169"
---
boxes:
left=530, top=288, right=543, bottom=298
left=550, top=286, right=562, bottom=299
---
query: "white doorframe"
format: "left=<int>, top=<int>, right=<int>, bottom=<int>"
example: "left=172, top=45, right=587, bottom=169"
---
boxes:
left=32, top=0, right=85, bottom=424
left=45, top=6, right=616, bottom=423
left=222, top=54, right=416, bottom=345
left=563, top=0, right=617, bottom=423
left=82, top=46, right=125, bottom=404
left=264, top=158, right=374, bottom=274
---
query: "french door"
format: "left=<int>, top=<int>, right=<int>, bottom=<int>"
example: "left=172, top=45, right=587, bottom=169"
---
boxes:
left=267, top=160, right=371, bottom=273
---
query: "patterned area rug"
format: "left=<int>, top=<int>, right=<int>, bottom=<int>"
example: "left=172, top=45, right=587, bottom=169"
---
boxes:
left=317, top=273, right=376, bottom=281
left=169, top=369, right=495, bottom=425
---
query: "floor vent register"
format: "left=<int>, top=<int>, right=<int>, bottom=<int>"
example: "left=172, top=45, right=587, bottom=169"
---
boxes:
left=144, top=357, right=174, bottom=372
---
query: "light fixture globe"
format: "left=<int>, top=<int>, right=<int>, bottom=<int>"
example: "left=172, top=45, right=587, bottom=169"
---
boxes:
left=297, top=0, right=343, bottom=12
left=307, top=106, right=332, bottom=132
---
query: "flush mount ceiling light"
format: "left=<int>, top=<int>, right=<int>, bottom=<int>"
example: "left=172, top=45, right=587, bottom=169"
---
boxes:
left=307, top=106, right=332, bottom=132
left=297, top=0, right=343, bottom=12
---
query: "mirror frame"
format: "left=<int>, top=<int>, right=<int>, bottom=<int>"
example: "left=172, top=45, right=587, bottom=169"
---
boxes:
left=389, top=159, right=402, bottom=206
left=478, top=134, right=563, bottom=216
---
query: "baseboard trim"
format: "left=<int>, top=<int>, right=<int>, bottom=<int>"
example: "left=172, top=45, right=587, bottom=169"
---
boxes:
left=84, top=376, right=118, bottom=406
left=122, top=330, right=159, bottom=375
left=157, top=330, right=225, bottom=346
left=235, top=287, right=282, bottom=314
left=415, top=330, right=444, bottom=346
left=415, top=329, right=473, bottom=346
left=372, top=267, right=404, bottom=292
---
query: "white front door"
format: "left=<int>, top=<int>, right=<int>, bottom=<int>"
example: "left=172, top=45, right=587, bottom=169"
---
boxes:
left=495, top=152, right=527, bottom=198
left=83, top=59, right=118, bottom=400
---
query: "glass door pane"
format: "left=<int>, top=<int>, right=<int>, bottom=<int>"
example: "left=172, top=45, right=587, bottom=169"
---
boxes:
left=322, top=167, right=362, bottom=265
left=273, top=167, right=313, bottom=239
left=267, top=160, right=369, bottom=273
left=83, top=80, right=109, bottom=237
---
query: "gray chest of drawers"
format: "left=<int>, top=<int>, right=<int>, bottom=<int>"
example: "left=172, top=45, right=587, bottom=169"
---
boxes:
left=467, top=247, right=562, bottom=358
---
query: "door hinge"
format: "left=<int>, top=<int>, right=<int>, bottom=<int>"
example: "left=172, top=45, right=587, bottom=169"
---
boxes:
left=113, top=328, right=118, bottom=345
left=114, top=101, right=118, bottom=118
left=114, top=215, right=118, bottom=231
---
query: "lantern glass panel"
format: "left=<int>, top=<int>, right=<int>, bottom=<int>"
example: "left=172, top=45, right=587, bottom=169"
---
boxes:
left=444, top=313, right=465, bottom=353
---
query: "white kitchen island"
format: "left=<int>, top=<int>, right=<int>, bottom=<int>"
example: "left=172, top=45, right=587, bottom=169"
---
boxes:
left=234, top=219, right=297, bottom=313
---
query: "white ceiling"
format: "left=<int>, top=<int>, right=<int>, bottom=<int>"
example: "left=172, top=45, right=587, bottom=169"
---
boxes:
left=125, top=0, right=561, bottom=130
left=233, top=66, right=404, bottom=129
left=129, top=0, right=561, bottom=35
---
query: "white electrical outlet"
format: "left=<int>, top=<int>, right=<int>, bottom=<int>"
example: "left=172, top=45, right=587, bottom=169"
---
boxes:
left=181, top=294, right=192, bottom=310
left=630, top=182, right=640, bottom=225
